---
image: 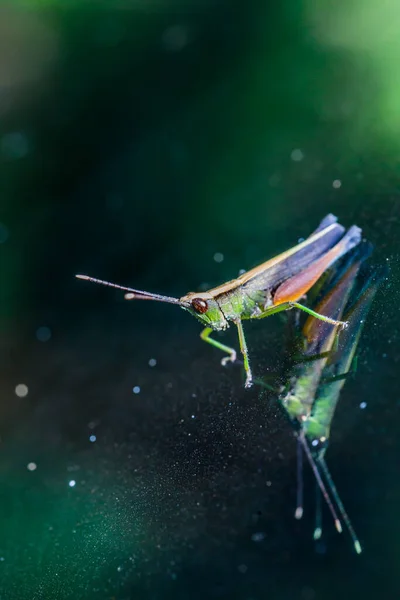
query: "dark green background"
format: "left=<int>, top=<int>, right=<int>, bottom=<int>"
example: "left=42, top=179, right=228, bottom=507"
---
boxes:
left=1, top=2, right=399, bottom=599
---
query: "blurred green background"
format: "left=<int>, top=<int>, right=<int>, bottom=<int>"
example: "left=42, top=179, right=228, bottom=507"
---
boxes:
left=1, top=1, right=399, bottom=599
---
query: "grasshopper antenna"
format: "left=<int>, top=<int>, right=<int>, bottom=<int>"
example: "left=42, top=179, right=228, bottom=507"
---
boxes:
left=298, top=432, right=343, bottom=535
left=318, top=455, right=362, bottom=554
left=75, top=275, right=180, bottom=305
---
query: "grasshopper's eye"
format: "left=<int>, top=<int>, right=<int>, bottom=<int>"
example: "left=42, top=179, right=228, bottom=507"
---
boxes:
left=191, top=298, right=208, bottom=314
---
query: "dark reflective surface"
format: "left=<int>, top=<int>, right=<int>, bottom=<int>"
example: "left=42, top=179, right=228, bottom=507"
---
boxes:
left=1, top=3, right=399, bottom=599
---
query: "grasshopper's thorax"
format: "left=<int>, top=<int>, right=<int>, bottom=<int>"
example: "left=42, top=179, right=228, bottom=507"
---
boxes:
left=214, top=288, right=258, bottom=322
left=179, top=291, right=229, bottom=331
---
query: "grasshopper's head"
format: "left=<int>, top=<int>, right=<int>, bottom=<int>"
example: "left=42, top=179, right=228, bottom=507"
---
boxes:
left=179, top=291, right=228, bottom=331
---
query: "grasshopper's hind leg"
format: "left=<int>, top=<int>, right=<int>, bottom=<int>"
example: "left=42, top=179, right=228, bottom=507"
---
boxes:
left=288, top=302, right=348, bottom=329
left=257, top=300, right=348, bottom=329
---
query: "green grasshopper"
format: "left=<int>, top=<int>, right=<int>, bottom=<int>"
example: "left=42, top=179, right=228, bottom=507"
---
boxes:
left=76, top=214, right=361, bottom=387
left=274, top=246, right=384, bottom=554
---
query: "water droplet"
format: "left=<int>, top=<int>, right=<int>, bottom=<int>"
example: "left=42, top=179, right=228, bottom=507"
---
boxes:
left=89, top=435, right=97, bottom=442
left=148, top=358, right=157, bottom=367
left=68, top=480, right=76, bottom=488
left=359, top=402, right=367, bottom=409
left=332, top=179, right=342, bottom=189
left=213, top=252, right=224, bottom=263
left=132, top=386, right=141, bottom=394
left=27, top=462, right=37, bottom=471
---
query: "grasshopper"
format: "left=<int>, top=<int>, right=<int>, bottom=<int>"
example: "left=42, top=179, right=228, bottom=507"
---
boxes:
left=76, top=214, right=361, bottom=387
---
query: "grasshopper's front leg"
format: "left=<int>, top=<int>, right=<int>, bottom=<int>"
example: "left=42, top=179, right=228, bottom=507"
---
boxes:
left=200, top=323, right=253, bottom=387
left=200, top=327, right=237, bottom=367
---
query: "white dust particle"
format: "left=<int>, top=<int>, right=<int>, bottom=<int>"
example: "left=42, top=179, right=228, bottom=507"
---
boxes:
left=68, top=480, right=76, bottom=488
left=332, top=179, right=342, bottom=189
left=291, top=148, right=304, bottom=162
left=148, top=358, right=157, bottom=367
left=27, top=462, right=37, bottom=471
left=251, top=532, right=265, bottom=542
left=213, top=252, right=224, bottom=263
left=238, top=564, right=248, bottom=574
left=312, top=439, right=318, bottom=447
left=89, top=435, right=97, bottom=442
left=359, top=402, right=367, bottom=410
left=132, top=386, right=141, bottom=394
left=15, top=384, right=28, bottom=397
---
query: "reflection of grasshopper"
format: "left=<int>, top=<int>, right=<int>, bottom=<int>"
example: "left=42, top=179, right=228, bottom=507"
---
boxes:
left=76, top=214, right=361, bottom=387
left=274, top=245, right=385, bottom=554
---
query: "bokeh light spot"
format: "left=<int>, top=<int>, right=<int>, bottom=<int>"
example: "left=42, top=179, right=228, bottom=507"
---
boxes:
left=291, top=148, right=304, bottom=161
left=36, top=326, right=51, bottom=342
left=213, top=252, right=224, bottom=263
left=15, top=384, right=28, bottom=397
left=0, top=223, right=9, bottom=243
